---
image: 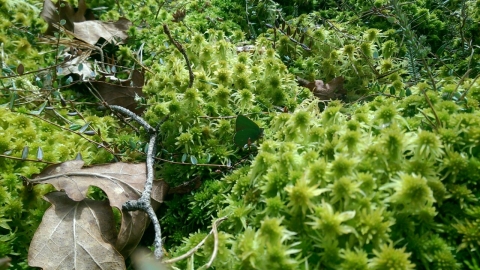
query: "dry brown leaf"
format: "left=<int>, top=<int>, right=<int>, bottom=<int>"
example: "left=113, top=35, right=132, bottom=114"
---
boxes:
left=91, top=71, right=145, bottom=115
left=299, top=76, right=346, bottom=101
left=41, top=0, right=129, bottom=45
left=0, top=257, right=11, bottom=270
left=40, top=0, right=91, bottom=35
left=28, top=161, right=167, bottom=259
left=28, top=191, right=125, bottom=270
left=58, top=50, right=95, bottom=80
left=73, top=18, right=131, bottom=45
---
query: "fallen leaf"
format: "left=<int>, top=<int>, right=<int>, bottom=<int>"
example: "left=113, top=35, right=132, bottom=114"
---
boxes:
left=28, top=161, right=167, bottom=259
left=298, top=76, right=346, bottom=100
left=40, top=0, right=130, bottom=46
left=91, top=70, right=145, bottom=115
left=151, top=180, right=169, bottom=203
left=73, top=18, right=131, bottom=45
left=0, top=257, right=10, bottom=270
left=28, top=191, right=125, bottom=270
left=58, top=49, right=95, bottom=81
left=40, top=0, right=92, bottom=35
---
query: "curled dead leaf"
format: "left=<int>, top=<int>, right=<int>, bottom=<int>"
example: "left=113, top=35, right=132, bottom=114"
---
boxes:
left=41, top=0, right=93, bottom=35
left=73, top=18, right=132, bottom=45
left=41, top=0, right=130, bottom=45
left=298, top=76, right=346, bottom=101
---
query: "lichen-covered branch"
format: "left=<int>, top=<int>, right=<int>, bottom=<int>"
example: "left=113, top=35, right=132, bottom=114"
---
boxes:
left=109, top=105, right=163, bottom=259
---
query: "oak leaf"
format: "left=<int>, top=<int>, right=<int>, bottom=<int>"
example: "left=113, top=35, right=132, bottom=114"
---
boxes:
left=28, top=161, right=168, bottom=268
left=41, top=0, right=130, bottom=45
left=91, top=70, right=145, bottom=115
left=28, top=191, right=125, bottom=269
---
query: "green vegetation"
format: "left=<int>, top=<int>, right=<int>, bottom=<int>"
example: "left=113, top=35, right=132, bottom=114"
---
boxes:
left=1, top=0, right=480, bottom=269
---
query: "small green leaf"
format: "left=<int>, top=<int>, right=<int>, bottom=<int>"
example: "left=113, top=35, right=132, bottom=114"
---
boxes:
left=406, top=88, right=412, bottom=96
left=79, top=122, right=90, bottom=133
left=234, top=115, right=263, bottom=148
left=60, top=19, right=66, bottom=26
left=9, top=92, right=17, bottom=110
left=78, top=63, right=83, bottom=71
left=181, top=153, right=187, bottom=163
left=69, top=124, right=82, bottom=131
left=21, top=146, right=29, bottom=160
left=129, top=138, right=136, bottom=150
left=36, top=147, right=43, bottom=161
left=144, top=143, right=149, bottom=153
left=389, top=86, right=395, bottom=95
left=190, top=155, right=197, bottom=165
left=35, top=77, right=43, bottom=88
left=30, top=101, right=48, bottom=115
left=2, top=67, right=12, bottom=74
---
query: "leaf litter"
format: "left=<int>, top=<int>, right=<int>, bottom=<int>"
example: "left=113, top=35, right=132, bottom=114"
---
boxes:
left=27, top=160, right=168, bottom=269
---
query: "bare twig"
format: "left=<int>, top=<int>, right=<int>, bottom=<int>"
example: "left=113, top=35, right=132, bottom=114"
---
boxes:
left=155, top=0, right=166, bottom=20
left=420, top=85, right=441, bottom=129
left=28, top=114, right=119, bottom=158
left=109, top=105, right=155, bottom=133
left=109, top=105, right=164, bottom=259
left=0, top=154, right=56, bottom=164
left=155, top=156, right=232, bottom=168
left=418, top=109, right=438, bottom=132
left=163, top=24, right=194, bottom=88
left=163, top=216, right=228, bottom=265
left=450, top=69, right=471, bottom=100
left=458, top=73, right=480, bottom=102
left=204, top=216, right=224, bottom=268
left=115, top=0, right=125, bottom=17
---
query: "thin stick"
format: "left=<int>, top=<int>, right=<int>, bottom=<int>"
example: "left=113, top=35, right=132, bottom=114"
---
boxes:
left=459, top=73, right=480, bottom=101
left=0, top=154, right=56, bottom=164
left=28, top=114, right=119, bottom=158
left=163, top=216, right=228, bottom=264
left=204, top=216, right=224, bottom=268
left=163, top=24, right=194, bottom=88
left=109, top=105, right=155, bottom=133
left=155, top=157, right=231, bottom=168
left=417, top=109, right=438, bottom=132
left=109, top=105, right=164, bottom=259
left=450, top=69, right=471, bottom=100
